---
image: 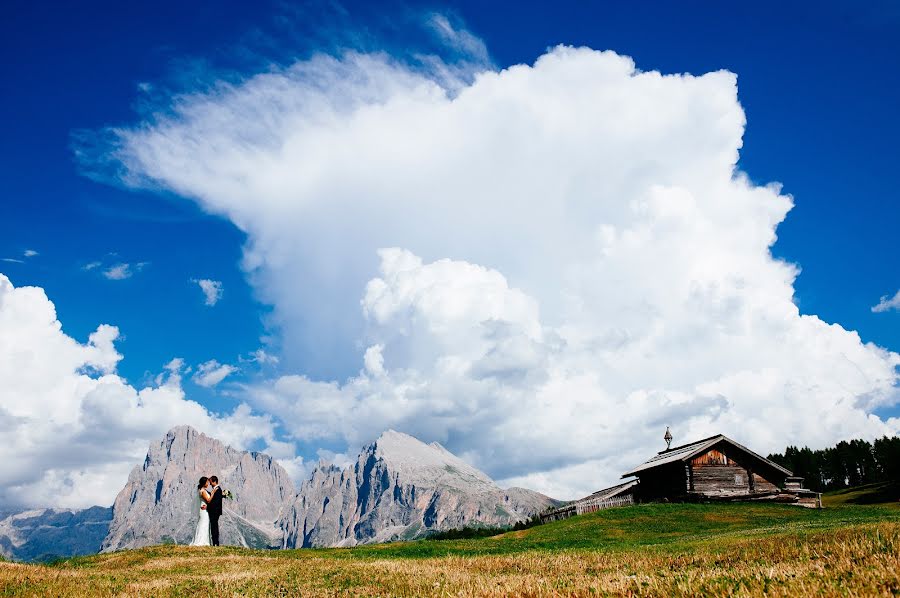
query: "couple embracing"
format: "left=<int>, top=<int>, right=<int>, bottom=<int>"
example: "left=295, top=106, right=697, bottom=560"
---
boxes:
left=190, top=475, right=223, bottom=547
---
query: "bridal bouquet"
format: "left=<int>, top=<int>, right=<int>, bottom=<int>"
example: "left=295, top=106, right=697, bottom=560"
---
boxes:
left=222, top=489, right=234, bottom=500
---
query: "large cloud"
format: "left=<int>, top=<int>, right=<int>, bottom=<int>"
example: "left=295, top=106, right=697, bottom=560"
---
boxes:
left=0, top=274, right=279, bottom=508
left=94, top=46, right=899, bottom=498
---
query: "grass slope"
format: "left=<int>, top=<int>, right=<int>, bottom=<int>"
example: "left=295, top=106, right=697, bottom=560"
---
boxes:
left=823, top=482, right=900, bottom=506
left=1, top=492, right=898, bottom=596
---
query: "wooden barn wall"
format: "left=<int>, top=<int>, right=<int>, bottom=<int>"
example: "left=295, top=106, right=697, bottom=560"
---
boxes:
left=690, top=445, right=784, bottom=496
left=751, top=473, right=779, bottom=493
left=691, top=463, right=751, bottom=495
left=692, top=448, right=731, bottom=466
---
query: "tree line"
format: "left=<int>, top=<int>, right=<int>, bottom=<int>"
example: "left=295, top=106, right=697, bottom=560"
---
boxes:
left=767, top=435, right=900, bottom=492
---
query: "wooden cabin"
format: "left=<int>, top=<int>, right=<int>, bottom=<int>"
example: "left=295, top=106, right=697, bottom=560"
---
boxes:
left=541, top=430, right=820, bottom=522
left=622, top=433, right=820, bottom=507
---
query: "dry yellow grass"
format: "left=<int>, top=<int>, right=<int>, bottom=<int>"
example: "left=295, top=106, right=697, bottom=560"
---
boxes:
left=2, top=520, right=898, bottom=597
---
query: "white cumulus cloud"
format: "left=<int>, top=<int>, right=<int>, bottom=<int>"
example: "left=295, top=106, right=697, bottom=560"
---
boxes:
left=0, top=273, right=279, bottom=508
left=193, top=278, right=223, bottom=306
left=872, top=290, right=900, bottom=313
left=89, top=46, right=899, bottom=499
left=193, top=359, right=237, bottom=387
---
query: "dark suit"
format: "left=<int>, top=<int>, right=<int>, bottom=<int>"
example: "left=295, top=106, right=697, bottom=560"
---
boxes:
left=207, top=486, right=223, bottom=546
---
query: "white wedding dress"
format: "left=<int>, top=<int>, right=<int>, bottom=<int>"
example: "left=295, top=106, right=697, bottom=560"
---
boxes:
left=189, top=494, right=212, bottom=546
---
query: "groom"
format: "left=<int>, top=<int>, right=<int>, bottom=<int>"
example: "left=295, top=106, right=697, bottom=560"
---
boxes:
left=207, top=475, right=223, bottom=546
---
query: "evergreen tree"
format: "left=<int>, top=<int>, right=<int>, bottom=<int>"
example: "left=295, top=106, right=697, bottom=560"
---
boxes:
left=769, top=436, right=898, bottom=491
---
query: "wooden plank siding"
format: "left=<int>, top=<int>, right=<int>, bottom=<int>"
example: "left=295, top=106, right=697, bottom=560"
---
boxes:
left=690, top=463, right=752, bottom=496
left=692, top=448, right=731, bottom=466
left=688, top=446, right=782, bottom=497
left=751, top=472, right=779, bottom=494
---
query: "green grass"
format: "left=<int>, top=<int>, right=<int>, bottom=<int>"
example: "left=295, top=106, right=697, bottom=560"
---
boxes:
left=322, top=499, right=899, bottom=559
left=42, top=484, right=900, bottom=566
left=3, top=488, right=899, bottom=596
left=823, top=482, right=899, bottom=506
left=50, top=496, right=899, bottom=566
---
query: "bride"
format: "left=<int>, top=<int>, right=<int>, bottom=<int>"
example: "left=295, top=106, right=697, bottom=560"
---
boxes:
left=189, top=476, right=213, bottom=546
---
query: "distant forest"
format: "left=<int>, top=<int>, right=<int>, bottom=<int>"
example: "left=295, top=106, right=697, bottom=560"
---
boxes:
left=767, top=436, right=900, bottom=492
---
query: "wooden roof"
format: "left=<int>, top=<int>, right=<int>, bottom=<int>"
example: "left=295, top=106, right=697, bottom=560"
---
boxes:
left=621, top=434, right=793, bottom=478
left=583, top=479, right=639, bottom=502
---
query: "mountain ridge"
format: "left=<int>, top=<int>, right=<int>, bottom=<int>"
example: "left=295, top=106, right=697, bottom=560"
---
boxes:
left=280, top=429, right=559, bottom=547
left=2, top=426, right=559, bottom=560
left=0, top=506, right=112, bottom=562
left=101, top=425, right=295, bottom=552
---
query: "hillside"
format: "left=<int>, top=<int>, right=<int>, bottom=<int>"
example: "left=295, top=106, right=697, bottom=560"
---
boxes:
left=821, top=482, right=900, bottom=507
left=2, top=499, right=898, bottom=596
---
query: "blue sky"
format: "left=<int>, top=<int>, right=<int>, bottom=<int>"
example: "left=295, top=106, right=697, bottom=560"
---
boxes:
left=3, top=1, right=898, bottom=383
left=1, top=1, right=899, bottom=504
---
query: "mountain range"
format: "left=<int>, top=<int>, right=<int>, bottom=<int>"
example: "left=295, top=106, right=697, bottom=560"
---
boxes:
left=1, top=427, right=559, bottom=561
left=0, top=507, right=112, bottom=562
left=282, top=429, right=556, bottom=547
left=102, top=426, right=295, bottom=552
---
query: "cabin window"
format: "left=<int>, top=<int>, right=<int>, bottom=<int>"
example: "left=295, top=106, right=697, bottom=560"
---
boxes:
left=734, top=474, right=744, bottom=486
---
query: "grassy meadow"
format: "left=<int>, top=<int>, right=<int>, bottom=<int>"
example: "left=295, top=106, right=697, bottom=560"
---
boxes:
left=2, top=488, right=898, bottom=597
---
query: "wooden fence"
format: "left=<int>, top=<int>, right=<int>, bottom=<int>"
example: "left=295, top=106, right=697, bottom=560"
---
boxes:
left=540, top=494, right=634, bottom=523
left=576, top=494, right=634, bottom=514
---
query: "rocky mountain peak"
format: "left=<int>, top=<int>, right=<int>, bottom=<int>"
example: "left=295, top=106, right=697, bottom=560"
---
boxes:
left=102, top=426, right=295, bottom=552
left=4, top=427, right=559, bottom=560
left=370, top=430, right=496, bottom=491
left=280, top=430, right=559, bottom=548
left=167, top=424, right=197, bottom=437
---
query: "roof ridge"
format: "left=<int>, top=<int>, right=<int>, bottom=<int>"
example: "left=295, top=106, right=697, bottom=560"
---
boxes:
left=655, top=433, right=723, bottom=455
left=622, top=433, right=793, bottom=479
